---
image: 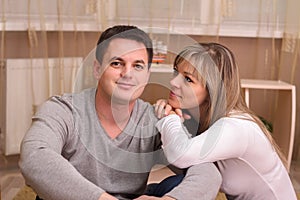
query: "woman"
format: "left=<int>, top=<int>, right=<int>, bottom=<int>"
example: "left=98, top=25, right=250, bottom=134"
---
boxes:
left=154, top=43, right=297, bottom=199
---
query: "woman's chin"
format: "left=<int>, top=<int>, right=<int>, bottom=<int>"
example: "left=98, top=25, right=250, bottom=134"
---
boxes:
left=167, top=99, right=181, bottom=109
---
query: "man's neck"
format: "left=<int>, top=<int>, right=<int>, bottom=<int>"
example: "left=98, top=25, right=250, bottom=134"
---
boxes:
left=95, top=91, right=136, bottom=139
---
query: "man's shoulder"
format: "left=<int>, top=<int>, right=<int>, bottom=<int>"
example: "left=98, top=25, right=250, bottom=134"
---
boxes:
left=134, top=99, right=158, bottom=123
left=39, top=88, right=95, bottom=113
left=60, top=87, right=95, bottom=103
left=136, top=98, right=152, bottom=107
left=136, top=99, right=155, bottom=114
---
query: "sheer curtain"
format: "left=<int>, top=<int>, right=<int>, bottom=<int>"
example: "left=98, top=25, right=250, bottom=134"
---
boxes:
left=0, top=0, right=299, bottom=159
left=279, top=0, right=300, bottom=160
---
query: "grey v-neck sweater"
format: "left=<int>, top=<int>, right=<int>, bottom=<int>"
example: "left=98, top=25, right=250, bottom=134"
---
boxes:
left=19, top=88, right=221, bottom=200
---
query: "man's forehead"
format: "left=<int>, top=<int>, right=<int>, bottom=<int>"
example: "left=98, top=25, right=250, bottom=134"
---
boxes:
left=109, top=38, right=146, bottom=51
left=104, top=38, right=148, bottom=60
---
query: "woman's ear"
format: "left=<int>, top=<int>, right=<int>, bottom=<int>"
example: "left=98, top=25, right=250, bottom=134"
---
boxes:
left=200, top=97, right=211, bottom=112
left=93, top=60, right=101, bottom=80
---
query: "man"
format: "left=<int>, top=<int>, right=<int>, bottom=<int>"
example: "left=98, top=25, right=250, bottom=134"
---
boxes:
left=19, top=25, right=221, bottom=200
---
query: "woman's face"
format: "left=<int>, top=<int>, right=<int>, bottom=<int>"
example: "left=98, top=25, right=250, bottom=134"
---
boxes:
left=168, top=62, right=208, bottom=110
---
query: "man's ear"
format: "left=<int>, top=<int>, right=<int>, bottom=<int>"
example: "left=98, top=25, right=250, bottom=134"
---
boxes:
left=93, top=60, right=101, bottom=80
left=145, top=69, right=151, bottom=82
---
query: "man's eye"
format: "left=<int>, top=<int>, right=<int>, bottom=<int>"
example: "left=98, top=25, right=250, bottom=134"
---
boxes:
left=111, top=61, right=123, bottom=68
left=134, top=64, right=145, bottom=71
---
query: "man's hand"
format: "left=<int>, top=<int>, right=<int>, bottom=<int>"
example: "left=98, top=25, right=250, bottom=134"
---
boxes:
left=134, top=195, right=175, bottom=200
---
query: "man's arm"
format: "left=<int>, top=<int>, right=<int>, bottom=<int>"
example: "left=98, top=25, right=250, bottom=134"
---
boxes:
left=19, top=98, right=105, bottom=200
left=135, top=163, right=221, bottom=200
left=165, top=163, right=222, bottom=200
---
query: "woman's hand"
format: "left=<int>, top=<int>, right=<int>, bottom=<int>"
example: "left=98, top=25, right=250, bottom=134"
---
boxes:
left=154, top=99, right=174, bottom=119
left=154, top=99, right=190, bottom=121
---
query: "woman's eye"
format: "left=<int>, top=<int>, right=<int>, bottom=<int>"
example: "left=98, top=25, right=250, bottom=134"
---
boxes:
left=173, top=70, right=179, bottom=77
left=185, top=76, right=193, bottom=82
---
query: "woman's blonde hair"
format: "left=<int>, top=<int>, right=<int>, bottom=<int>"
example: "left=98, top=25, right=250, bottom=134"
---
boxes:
left=174, top=42, right=287, bottom=167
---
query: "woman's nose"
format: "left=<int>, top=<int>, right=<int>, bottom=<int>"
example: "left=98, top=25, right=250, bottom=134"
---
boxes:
left=170, top=74, right=180, bottom=88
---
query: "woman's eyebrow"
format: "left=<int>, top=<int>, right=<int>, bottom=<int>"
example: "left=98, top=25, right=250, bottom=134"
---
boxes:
left=183, top=71, right=195, bottom=76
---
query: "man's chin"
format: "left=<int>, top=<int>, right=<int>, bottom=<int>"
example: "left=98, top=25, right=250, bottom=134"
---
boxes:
left=111, top=93, right=140, bottom=105
left=111, top=97, right=132, bottom=105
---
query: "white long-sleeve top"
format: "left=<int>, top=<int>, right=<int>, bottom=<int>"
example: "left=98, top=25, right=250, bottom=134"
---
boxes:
left=156, top=114, right=297, bottom=200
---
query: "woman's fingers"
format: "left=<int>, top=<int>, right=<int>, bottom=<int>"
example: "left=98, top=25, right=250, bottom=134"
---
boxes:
left=174, top=108, right=184, bottom=123
left=183, top=113, right=191, bottom=120
left=154, top=99, right=175, bottom=118
left=154, top=99, right=168, bottom=118
left=153, top=99, right=190, bottom=121
left=174, top=108, right=183, bottom=117
left=164, top=104, right=173, bottom=116
left=174, top=109, right=191, bottom=122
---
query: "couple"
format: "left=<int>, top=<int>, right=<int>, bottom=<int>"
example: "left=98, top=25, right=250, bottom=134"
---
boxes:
left=19, top=25, right=296, bottom=200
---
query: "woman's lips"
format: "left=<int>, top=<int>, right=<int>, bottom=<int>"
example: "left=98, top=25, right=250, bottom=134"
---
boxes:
left=169, top=91, right=181, bottom=99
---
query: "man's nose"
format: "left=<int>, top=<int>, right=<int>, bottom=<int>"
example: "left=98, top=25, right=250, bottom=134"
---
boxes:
left=120, top=64, right=132, bottom=77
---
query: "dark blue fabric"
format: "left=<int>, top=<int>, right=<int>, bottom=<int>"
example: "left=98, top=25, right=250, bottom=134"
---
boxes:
left=36, top=174, right=185, bottom=199
left=144, top=174, right=185, bottom=197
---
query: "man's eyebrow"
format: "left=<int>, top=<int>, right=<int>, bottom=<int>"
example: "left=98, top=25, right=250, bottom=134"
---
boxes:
left=108, top=56, right=124, bottom=62
left=135, top=59, right=146, bottom=64
left=108, top=57, right=146, bottom=64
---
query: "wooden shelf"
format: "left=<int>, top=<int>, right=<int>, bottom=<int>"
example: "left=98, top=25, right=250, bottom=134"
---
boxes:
left=241, top=79, right=295, bottom=90
left=150, top=64, right=173, bottom=73
left=241, top=79, right=296, bottom=171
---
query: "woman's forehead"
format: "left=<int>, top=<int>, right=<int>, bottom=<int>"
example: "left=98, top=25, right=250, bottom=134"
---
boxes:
left=176, top=59, right=206, bottom=84
left=177, top=60, right=198, bottom=74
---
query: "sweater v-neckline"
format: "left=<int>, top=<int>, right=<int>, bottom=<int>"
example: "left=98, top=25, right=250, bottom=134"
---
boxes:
left=92, top=89, right=136, bottom=142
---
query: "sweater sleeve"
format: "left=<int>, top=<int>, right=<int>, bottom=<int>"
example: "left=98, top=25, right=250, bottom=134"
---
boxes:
left=19, top=97, right=104, bottom=200
left=156, top=114, right=248, bottom=169
left=166, top=162, right=222, bottom=200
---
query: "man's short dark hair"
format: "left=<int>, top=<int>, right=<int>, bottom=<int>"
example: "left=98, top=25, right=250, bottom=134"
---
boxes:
left=96, top=25, right=153, bottom=69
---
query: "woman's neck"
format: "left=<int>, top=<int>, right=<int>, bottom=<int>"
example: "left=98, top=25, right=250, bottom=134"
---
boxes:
left=186, top=107, right=200, bottom=122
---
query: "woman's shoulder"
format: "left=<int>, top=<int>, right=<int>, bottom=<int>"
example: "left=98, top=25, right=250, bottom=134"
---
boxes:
left=215, top=114, right=257, bottom=130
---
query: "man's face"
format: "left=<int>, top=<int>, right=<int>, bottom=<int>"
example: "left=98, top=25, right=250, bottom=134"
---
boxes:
left=95, top=38, right=150, bottom=104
